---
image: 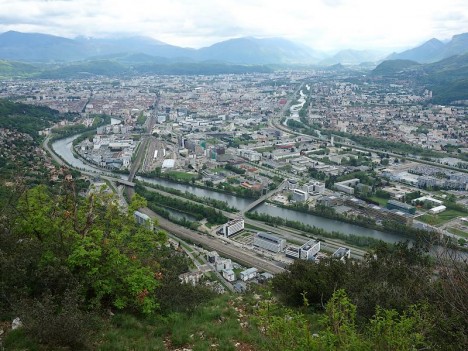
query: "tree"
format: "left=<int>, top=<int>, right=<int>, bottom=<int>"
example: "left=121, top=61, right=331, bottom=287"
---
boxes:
left=10, top=185, right=166, bottom=314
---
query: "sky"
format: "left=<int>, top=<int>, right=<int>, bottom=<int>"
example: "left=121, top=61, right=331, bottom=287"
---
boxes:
left=0, top=0, right=467, bottom=52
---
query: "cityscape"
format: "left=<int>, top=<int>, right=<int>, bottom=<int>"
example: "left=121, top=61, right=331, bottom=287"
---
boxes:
left=0, top=1, right=467, bottom=349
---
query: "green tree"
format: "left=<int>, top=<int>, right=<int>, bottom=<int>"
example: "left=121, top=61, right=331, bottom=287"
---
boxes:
left=12, top=185, right=166, bottom=314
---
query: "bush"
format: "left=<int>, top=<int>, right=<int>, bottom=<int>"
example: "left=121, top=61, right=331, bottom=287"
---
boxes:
left=14, top=289, right=97, bottom=349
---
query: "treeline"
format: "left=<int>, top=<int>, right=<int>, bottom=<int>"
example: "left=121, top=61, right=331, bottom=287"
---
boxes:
left=137, top=180, right=237, bottom=213
left=146, top=202, right=200, bottom=231
left=0, top=99, right=73, bottom=138
left=246, top=211, right=382, bottom=248
left=51, top=114, right=111, bottom=141
left=286, top=202, right=378, bottom=230
left=136, top=184, right=228, bottom=225
left=271, top=241, right=468, bottom=350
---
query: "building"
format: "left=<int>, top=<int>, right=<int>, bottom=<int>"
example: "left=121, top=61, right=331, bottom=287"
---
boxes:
left=179, top=270, right=204, bottom=286
left=222, top=218, right=244, bottom=237
left=215, top=258, right=233, bottom=272
left=253, top=232, right=286, bottom=253
left=303, top=181, right=325, bottom=194
left=386, top=199, right=416, bottom=215
left=134, top=210, right=154, bottom=231
left=333, top=247, right=351, bottom=261
left=239, top=267, right=258, bottom=281
left=300, top=240, right=321, bottom=260
left=292, top=189, right=309, bottom=202
left=429, top=205, right=447, bottom=214
left=285, top=239, right=320, bottom=260
left=411, top=196, right=443, bottom=207
left=334, top=178, right=360, bottom=195
left=287, top=178, right=298, bottom=190
left=222, top=269, right=236, bottom=282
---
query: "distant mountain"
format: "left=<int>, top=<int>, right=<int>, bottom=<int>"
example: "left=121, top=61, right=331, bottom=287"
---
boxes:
left=438, top=33, right=468, bottom=61
left=76, top=36, right=195, bottom=59
left=387, top=33, right=468, bottom=63
left=0, top=31, right=86, bottom=62
left=423, top=53, right=468, bottom=104
left=372, top=59, right=420, bottom=75
left=0, top=31, right=322, bottom=65
left=196, top=37, right=323, bottom=64
left=319, top=49, right=385, bottom=66
left=372, top=54, right=468, bottom=104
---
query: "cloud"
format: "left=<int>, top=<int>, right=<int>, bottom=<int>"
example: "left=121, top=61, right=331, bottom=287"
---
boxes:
left=0, top=0, right=466, bottom=52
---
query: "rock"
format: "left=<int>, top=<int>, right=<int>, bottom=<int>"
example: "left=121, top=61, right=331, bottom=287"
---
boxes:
left=12, top=317, right=22, bottom=330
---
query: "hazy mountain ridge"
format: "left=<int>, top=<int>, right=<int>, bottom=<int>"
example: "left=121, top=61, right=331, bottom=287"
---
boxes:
left=373, top=53, right=468, bottom=104
left=0, top=31, right=319, bottom=64
left=387, top=33, right=468, bottom=63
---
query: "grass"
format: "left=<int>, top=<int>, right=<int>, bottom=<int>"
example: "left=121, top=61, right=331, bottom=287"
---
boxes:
left=165, top=171, right=198, bottom=181
left=448, top=227, right=468, bottom=239
left=368, top=196, right=389, bottom=207
left=418, top=209, right=466, bottom=226
left=63, top=295, right=261, bottom=351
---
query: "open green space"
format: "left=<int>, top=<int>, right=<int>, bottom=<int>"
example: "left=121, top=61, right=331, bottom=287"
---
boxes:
left=164, top=170, right=198, bottom=181
left=418, top=209, right=466, bottom=226
left=368, top=196, right=389, bottom=207
left=448, top=227, right=468, bottom=239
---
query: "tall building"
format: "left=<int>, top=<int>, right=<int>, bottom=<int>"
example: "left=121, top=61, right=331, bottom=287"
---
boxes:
left=222, top=218, right=244, bottom=237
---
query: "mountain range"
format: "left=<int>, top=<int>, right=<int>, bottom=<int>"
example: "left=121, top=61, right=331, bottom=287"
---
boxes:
left=1, top=30, right=468, bottom=66
left=387, top=33, right=468, bottom=63
left=0, top=31, right=322, bottom=65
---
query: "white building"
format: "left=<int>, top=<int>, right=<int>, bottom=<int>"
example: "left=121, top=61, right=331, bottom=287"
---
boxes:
left=222, top=218, right=244, bottom=237
left=429, top=205, right=447, bottom=214
left=334, top=178, right=360, bottom=195
left=240, top=267, right=258, bottom=281
left=303, top=181, right=325, bottom=194
left=253, top=232, right=286, bottom=253
left=292, top=189, right=308, bottom=202
left=134, top=210, right=153, bottom=231
left=285, top=239, right=320, bottom=260
left=222, top=269, right=236, bottom=282
left=333, top=247, right=351, bottom=261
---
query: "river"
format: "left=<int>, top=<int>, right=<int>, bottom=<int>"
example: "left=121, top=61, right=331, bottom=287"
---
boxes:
left=52, top=133, right=407, bottom=244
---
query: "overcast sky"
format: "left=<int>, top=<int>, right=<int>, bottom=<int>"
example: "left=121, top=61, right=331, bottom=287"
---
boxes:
left=0, top=0, right=467, bottom=52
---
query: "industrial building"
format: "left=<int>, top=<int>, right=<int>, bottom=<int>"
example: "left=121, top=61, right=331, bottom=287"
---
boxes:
left=285, top=239, right=321, bottom=260
left=222, top=218, right=244, bottom=237
left=253, top=232, right=286, bottom=253
left=386, top=199, right=416, bottom=215
left=334, top=178, right=360, bottom=195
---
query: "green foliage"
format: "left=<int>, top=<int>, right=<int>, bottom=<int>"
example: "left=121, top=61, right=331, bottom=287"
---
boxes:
left=255, top=289, right=432, bottom=351
left=0, top=99, right=67, bottom=138
left=136, top=184, right=228, bottom=225
left=2, top=185, right=166, bottom=316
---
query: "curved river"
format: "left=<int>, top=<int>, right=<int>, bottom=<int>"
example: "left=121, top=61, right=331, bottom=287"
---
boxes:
left=52, top=133, right=405, bottom=244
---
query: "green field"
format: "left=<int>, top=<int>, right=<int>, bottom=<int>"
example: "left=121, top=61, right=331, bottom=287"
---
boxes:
left=369, top=196, right=389, bottom=207
left=418, top=209, right=466, bottom=226
left=165, top=171, right=198, bottom=181
left=448, top=227, right=468, bottom=239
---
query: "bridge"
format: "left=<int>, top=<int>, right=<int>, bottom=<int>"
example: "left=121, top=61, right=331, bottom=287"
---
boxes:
left=115, top=178, right=135, bottom=187
left=241, top=180, right=286, bottom=215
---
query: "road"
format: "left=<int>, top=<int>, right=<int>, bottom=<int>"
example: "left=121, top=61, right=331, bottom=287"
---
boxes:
left=270, top=115, right=468, bottom=174
left=139, top=184, right=367, bottom=259
left=140, top=207, right=286, bottom=274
